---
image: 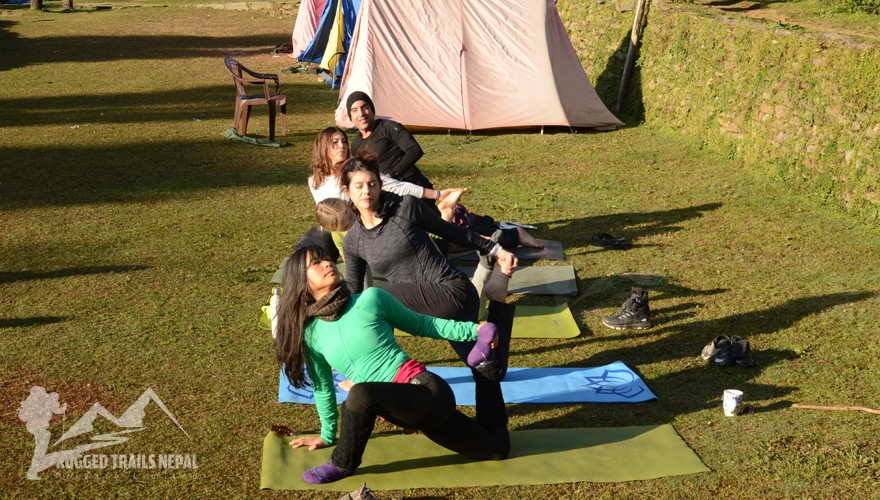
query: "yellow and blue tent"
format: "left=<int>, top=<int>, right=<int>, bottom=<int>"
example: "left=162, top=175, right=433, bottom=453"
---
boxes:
left=298, top=0, right=361, bottom=86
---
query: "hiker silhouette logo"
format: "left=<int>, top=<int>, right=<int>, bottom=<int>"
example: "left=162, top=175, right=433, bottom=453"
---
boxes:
left=18, top=386, right=194, bottom=480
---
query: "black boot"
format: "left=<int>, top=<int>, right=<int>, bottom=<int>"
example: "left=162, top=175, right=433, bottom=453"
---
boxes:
left=602, top=287, right=652, bottom=330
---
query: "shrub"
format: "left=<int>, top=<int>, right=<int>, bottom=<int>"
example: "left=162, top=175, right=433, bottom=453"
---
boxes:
left=836, top=0, right=880, bottom=14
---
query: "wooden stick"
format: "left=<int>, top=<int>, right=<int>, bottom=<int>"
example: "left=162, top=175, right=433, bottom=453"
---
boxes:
left=792, top=403, right=880, bottom=415
left=615, top=0, right=649, bottom=114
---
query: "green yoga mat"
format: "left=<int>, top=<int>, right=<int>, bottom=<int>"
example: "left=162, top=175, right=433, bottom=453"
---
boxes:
left=260, top=424, right=709, bottom=491
left=509, top=303, right=580, bottom=338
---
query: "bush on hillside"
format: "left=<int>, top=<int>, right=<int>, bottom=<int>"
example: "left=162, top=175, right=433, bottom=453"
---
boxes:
left=836, top=0, right=879, bottom=14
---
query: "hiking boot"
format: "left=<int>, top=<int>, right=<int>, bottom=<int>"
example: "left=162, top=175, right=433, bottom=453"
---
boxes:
left=730, top=336, right=755, bottom=367
left=602, top=288, right=652, bottom=330
left=701, top=335, right=734, bottom=366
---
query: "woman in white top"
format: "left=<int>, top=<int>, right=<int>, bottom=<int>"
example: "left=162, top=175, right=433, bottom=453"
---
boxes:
left=309, top=127, right=450, bottom=205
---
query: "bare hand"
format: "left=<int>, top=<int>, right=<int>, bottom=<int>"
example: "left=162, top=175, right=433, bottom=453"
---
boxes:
left=495, top=250, right=517, bottom=276
left=337, top=379, right=354, bottom=392
left=289, top=436, right=328, bottom=451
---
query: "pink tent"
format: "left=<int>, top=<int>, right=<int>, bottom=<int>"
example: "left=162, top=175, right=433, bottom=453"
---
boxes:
left=291, top=0, right=328, bottom=58
left=335, top=0, right=622, bottom=131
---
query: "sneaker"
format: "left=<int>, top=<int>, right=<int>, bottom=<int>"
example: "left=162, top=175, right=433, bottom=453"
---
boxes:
left=701, top=335, right=734, bottom=366
left=602, top=287, right=652, bottom=330
left=730, top=336, right=755, bottom=367
left=338, top=483, right=378, bottom=500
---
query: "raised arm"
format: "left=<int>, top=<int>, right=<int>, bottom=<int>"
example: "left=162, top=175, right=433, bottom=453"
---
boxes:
left=406, top=196, right=518, bottom=274
left=343, top=241, right=368, bottom=294
left=364, top=287, right=477, bottom=342
left=379, top=173, right=425, bottom=199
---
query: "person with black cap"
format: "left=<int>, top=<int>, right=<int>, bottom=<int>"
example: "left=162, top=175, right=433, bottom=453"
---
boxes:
left=347, top=91, right=434, bottom=190
left=344, top=91, right=544, bottom=251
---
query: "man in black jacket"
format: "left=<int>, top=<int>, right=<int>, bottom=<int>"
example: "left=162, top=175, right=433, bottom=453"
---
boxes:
left=347, top=91, right=434, bottom=190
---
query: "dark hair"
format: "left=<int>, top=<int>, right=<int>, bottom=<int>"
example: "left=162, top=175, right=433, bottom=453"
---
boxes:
left=341, top=153, right=383, bottom=191
left=316, top=198, right=355, bottom=232
left=275, top=245, right=332, bottom=389
left=311, top=127, right=348, bottom=190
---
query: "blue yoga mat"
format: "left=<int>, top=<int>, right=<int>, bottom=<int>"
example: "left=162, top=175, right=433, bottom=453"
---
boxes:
left=278, top=361, right=657, bottom=405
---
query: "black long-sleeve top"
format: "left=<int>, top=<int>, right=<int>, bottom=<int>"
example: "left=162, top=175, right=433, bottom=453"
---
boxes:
left=343, top=193, right=497, bottom=293
left=351, top=119, right=424, bottom=181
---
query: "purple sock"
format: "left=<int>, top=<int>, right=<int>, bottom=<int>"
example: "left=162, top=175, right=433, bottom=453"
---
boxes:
left=302, top=461, right=350, bottom=484
left=467, top=322, right=497, bottom=367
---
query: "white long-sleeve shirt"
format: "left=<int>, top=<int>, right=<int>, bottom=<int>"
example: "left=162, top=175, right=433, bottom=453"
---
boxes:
left=308, top=174, right=426, bottom=204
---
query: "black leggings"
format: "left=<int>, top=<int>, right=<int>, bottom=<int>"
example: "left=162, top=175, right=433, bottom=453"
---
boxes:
left=382, top=277, right=491, bottom=381
left=382, top=276, right=504, bottom=432
left=331, top=300, right=514, bottom=472
left=383, top=276, right=479, bottom=323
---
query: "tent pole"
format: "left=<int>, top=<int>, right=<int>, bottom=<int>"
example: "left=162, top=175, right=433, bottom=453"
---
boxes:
left=615, top=0, right=648, bottom=114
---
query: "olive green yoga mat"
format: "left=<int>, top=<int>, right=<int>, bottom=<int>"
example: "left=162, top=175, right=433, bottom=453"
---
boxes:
left=260, top=424, right=709, bottom=491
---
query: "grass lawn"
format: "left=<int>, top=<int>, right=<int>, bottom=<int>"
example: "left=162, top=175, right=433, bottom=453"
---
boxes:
left=1, top=2, right=879, bottom=498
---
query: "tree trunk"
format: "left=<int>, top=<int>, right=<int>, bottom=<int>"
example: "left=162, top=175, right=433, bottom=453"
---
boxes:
left=30, top=0, right=43, bottom=10
left=63, top=0, right=74, bottom=9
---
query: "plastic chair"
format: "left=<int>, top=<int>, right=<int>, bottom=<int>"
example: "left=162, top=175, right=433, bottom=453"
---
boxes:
left=224, top=57, right=287, bottom=140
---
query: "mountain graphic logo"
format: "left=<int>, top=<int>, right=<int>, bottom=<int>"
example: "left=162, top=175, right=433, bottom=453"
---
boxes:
left=18, top=386, right=189, bottom=480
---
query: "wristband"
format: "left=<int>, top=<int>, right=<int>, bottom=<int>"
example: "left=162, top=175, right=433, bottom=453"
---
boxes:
left=435, top=189, right=441, bottom=200
left=489, top=243, right=502, bottom=257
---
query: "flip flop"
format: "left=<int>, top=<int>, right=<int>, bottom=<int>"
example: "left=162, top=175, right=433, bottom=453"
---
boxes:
left=588, top=233, right=631, bottom=250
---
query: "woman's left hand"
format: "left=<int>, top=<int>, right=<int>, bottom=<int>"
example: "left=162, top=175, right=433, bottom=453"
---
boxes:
left=289, top=436, right=328, bottom=451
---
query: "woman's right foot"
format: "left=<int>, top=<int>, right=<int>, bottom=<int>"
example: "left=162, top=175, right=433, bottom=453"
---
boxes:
left=437, top=187, right=468, bottom=222
left=467, top=322, right=498, bottom=367
left=302, top=461, right=351, bottom=484
left=482, top=265, right=511, bottom=300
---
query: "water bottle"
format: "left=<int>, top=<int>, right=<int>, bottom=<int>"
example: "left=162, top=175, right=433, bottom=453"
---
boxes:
left=269, top=287, right=281, bottom=339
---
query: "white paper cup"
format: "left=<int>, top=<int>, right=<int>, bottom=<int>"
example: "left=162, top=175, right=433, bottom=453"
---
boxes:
left=723, top=389, right=743, bottom=416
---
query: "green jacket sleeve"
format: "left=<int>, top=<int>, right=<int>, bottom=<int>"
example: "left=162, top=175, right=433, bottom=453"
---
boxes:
left=364, top=287, right=477, bottom=341
left=304, top=340, right=339, bottom=446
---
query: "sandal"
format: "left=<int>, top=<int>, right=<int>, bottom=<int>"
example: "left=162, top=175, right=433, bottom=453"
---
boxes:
left=588, top=233, right=631, bottom=249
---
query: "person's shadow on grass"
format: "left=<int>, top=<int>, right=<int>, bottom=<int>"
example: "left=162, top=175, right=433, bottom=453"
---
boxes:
left=534, top=202, right=722, bottom=256
left=511, top=290, right=875, bottom=425
left=0, top=265, right=149, bottom=284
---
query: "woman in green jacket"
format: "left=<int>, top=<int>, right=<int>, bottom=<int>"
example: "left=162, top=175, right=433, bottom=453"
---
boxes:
left=275, top=245, right=514, bottom=484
